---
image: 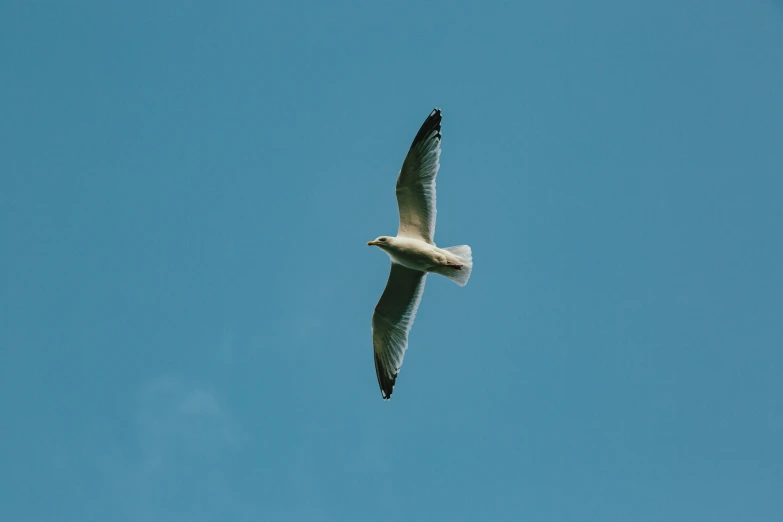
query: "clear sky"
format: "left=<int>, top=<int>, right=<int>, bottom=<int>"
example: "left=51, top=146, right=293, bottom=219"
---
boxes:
left=2, top=1, right=782, bottom=521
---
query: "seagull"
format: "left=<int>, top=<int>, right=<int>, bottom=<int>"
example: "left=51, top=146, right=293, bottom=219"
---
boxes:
left=367, top=108, right=473, bottom=400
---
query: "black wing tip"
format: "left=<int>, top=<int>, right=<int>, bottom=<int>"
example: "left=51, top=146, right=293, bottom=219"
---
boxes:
left=409, top=107, right=442, bottom=151
left=374, top=351, right=397, bottom=400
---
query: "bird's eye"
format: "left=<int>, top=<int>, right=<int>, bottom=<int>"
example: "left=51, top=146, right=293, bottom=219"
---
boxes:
left=379, top=238, right=386, bottom=242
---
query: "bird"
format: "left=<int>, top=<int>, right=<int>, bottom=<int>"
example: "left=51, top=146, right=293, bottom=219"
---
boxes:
left=367, top=108, right=473, bottom=400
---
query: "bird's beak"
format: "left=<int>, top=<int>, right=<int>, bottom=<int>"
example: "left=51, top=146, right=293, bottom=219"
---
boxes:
left=367, top=241, right=377, bottom=246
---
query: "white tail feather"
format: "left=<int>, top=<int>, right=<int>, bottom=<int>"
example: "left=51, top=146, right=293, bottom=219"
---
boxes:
left=439, top=245, right=473, bottom=286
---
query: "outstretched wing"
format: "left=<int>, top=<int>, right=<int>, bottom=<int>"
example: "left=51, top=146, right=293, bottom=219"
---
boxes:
left=396, top=108, right=441, bottom=244
left=371, top=263, right=427, bottom=399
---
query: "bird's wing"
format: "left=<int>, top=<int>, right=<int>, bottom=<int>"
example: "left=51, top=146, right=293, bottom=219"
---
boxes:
left=396, top=108, right=441, bottom=244
left=372, top=262, right=427, bottom=399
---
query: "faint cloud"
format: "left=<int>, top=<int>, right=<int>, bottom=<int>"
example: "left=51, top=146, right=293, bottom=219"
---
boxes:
left=293, top=315, right=326, bottom=341
left=179, top=388, right=221, bottom=416
left=136, top=375, right=243, bottom=470
left=93, top=374, right=246, bottom=521
left=289, top=279, right=339, bottom=345
left=218, top=330, right=237, bottom=364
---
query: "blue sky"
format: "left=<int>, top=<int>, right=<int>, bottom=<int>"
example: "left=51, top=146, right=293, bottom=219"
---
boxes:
left=2, top=1, right=782, bottom=521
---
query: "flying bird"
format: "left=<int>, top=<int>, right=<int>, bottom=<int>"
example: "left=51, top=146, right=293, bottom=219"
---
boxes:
left=367, top=108, right=473, bottom=400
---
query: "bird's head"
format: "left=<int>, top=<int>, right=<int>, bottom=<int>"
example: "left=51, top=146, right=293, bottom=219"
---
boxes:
left=367, top=236, right=392, bottom=248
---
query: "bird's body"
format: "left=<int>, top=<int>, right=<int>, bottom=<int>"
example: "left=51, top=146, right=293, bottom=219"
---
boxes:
left=368, top=108, right=473, bottom=399
left=368, top=236, right=463, bottom=274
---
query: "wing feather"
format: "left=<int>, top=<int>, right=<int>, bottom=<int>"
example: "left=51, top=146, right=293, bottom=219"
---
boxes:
left=371, top=263, right=427, bottom=399
left=396, top=108, right=441, bottom=244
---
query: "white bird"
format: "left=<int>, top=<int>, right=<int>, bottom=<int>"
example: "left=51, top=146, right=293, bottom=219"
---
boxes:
left=367, top=108, right=473, bottom=399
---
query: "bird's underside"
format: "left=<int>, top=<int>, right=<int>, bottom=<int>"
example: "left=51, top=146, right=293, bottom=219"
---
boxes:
left=369, top=108, right=472, bottom=400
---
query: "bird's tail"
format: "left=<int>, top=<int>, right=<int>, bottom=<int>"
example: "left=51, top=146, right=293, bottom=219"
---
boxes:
left=439, top=245, right=473, bottom=286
